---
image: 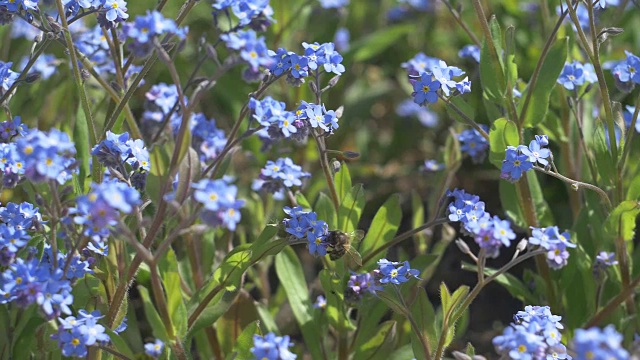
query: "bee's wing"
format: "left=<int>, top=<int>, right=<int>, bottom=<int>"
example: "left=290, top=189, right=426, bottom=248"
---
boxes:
left=346, top=247, right=363, bottom=267
left=350, top=229, right=365, bottom=243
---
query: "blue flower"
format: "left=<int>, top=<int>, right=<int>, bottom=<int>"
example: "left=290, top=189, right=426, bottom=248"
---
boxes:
left=494, top=306, right=568, bottom=359
left=411, top=72, right=440, bottom=106
left=145, top=339, right=164, bottom=358
left=557, top=61, right=585, bottom=90
left=269, top=48, right=293, bottom=76
left=458, top=126, right=489, bottom=163
left=318, top=0, right=349, bottom=8
left=122, top=11, right=186, bottom=57
left=102, top=0, right=128, bottom=22
left=573, top=325, right=629, bottom=360
left=290, top=54, right=309, bottom=78
left=458, top=44, right=480, bottom=63
left=612, top=51, right=640, bottom=85
left=501, top=146, right=534, bottom=182
left=520, top=139, right=551, bottom=166
left=334, top=28, right=350, bottom=52
left=251, top=333, right=297, bottom=360
left=254, top=158, right=310, bottom=197
left=192, top=178, right=245, bottom=231
left=377, top=259, right=420, bottom=285
left=313, top=295, right=327, bottom=309
left=322, top=43, right=346, bottom=75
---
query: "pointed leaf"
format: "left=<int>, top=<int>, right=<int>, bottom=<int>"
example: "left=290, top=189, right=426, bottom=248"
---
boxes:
left=359, top=194, right=402, bottom=262
left=275, top=247, right=323, bottom=359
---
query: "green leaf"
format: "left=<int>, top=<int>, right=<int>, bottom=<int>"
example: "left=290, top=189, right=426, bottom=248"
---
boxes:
left=353, top=321, right=396, bottom=360
left=319, top=270, right=355, bottom=332
left=138, top=285, right=170, bottom=342
left=504, top=25, right=518, bottom=90
left=295, top=192, right=313, bottom=211
left=188, top=288, right=241, bottom=337
left=604, top=200, right=640, bottom=244
left=13, top=313, right=45, bottom=359
left=349, top=24, right=414, bottom=62
left=593, top=124, right=617, bottom=189
left=105, top=330, right=136, bottom=359
left=228, top=321, right=259, bottom=360
left=315, top=192, right=337, bottom=229
left=218, top=291, right=259, bottom=354
left=73, top=104, right=90, bottom=192
left=335, top=162, right=352, bottom=204
left=159, top=248, right=188, bottom=338
left=520, top=37, right=568, bottom=127
left=439, top=282, right=452, bottom=315
left=275, top=247, right=323, bottom=359
left=411, top=190, right=427, bottom=249
left=480, top=16, right=506, bottom=102
left=409, top=288, right=437, bottom=352
left=489, top=118, right=519, bottom=168
left=337, top=184, right=365, bottom=233
left=359, top=194, right=402, bottom=264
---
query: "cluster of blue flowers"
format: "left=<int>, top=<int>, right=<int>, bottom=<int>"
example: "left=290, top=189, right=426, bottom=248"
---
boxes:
left=458, top=126, right=490, bottom=163
left=0, top=201, right=42, bottom=266
left=403, top=53, right=471, bottom=106
left=192, top=177, right=245, bottom=231
left=57, top=0, right=130, bottom=29
left=212, top=0, right=274, bottom=28
left=51, top=310, right=111, bottom=358
left=70, top=179, right=141, bottom=255
left=253, top=158, right=310, bottom=199
left=0, top=244, right=92, bottom=320
left=190, top=113, right=227, bottom=164
left=447, top=188, right=517, bottom=258
left=375, top=259, right=420, bottom=285
left=528, top=226, right=576, bottom=270
left=141, top=82, right=183, bottom=131
left=269, top=41, right=346, bottom=83
left=122, top=10, right=188, bottom=57
left=572, top=325, right=629, bottom=359
left=557, top=60, right=597, bottom=91
left=15, top=127, right=77, bottom=185
left=91, top=131, right=151, bottom=190
left=249, top=96, right=298, bottom=139
left=251, top=332, right=297, bottom=360
left=501, top=135, right=551, bottom=182
left=282, top=206, right=329, bottom=256
left=493, top=305, right=569, bottom=360
left=221, top=29, right=272, bottom=81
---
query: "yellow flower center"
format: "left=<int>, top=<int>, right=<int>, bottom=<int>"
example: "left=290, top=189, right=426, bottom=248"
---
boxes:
left=422, top=85, right=430, bottom=92
left=72, top=338, right=80, bottom=346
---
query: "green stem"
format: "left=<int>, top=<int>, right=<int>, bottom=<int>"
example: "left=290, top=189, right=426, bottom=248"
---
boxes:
left=618, top=91, right=640, bottom=176
left=532, top=166, right=612, bottom=210
left=586, top=273, right=640, bottom=327
left=439, top=95, right=490, bottom=141
left=53, top=0, right=99, bottom=182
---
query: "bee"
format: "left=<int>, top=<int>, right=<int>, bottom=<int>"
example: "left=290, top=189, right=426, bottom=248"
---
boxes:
left=325, top=229, right=365, bottom=267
